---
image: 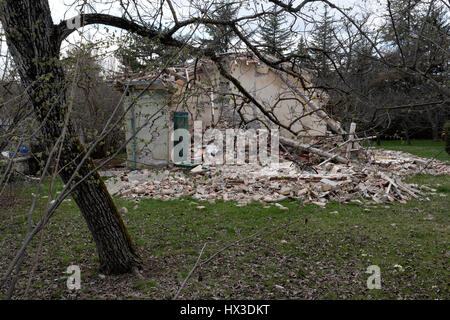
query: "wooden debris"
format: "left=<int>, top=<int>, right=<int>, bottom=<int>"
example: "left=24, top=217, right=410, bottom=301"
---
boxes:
left=279, top=136, right=349, bottom=164
left=105, top=148, right=449, bottom=206
left=346, top=122, right=356, bottom=159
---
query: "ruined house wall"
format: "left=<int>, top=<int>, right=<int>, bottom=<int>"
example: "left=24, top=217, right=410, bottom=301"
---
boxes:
left=122, top=58, right=330, bottom=168
left=226, top=59, right=328, bottom=138
left=170, top=69, right=224, bottom=132
left=171, top=59, right=328, bottom=138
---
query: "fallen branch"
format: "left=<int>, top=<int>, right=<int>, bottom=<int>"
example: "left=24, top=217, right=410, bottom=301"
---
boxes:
left=273, top=69, right=347, bottom=135
left=279, top=136, right=349, bottom=164
left=173, top=243, right=207, bottom=300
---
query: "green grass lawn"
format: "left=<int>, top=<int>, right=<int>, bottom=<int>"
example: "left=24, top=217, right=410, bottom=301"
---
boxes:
left=368, top=139, right=450, bottom=162
left=1, top=139, right=448, bottom=300
left=1, top=172, right=449, bottom=300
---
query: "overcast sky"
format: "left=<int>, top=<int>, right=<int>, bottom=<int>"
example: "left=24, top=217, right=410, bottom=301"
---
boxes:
left=1, top=1, right=385, bottom=74
left=47, top=0, right=383, bottom=20
left=47, top=0, right=385, bottom=36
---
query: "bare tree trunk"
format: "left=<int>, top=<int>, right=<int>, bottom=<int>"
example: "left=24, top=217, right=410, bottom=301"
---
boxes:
left=402, top=123, right=411, bottom=145
left=0, top=0, right=141, bottom=274
left=431, top=125, right=440, bottom=142
left=426, top=109, right=441, bottom=142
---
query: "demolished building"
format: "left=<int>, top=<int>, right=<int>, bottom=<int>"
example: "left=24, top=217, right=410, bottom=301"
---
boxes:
left=114, top=52, right=345, bottom=169
left=108, top=53, right=450, bottom=207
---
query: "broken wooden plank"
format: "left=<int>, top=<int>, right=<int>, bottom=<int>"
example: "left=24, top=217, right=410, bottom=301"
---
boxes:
left=379, top=172, right=420, bottom=199
left=346, top=122, right=356, bottom=159
left=317, top=155, right=338, bottom=167
left=328, top=135, right=376, bottom=153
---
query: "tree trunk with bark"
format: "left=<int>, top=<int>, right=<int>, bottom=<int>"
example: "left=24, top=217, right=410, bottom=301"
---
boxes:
left=402, top=122, right=411, bottom=145
left=0, top=0, right=141, bottom=274
left=426, top=109, right=441, bottom=142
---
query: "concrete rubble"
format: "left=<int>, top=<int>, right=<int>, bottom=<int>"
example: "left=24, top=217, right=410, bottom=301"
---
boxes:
left=105, top=148, right=449, bottom=207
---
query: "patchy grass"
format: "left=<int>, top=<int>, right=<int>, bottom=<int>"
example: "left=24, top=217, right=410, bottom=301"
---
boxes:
left=0, top=173, right=449, bottom=300
left=368, top=139, right=449, bottom=162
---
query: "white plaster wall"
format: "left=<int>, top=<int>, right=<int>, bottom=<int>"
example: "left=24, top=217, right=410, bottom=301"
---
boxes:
left=124, top=90, right=171, bottom=167
left=227, top=61, right=327, bottom=137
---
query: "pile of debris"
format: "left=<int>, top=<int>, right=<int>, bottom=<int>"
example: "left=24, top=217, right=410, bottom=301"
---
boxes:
left=105, top=148, right=449, bottom=207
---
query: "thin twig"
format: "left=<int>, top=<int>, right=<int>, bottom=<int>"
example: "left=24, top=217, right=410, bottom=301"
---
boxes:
left=174, top=242, right=207, bottom=300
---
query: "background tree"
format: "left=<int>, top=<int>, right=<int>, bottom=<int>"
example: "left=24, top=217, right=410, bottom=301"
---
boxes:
left=0, top=82, right=33, bottom=152
left=258, top=5, right=294, bottom=58
left=379, top=0, right=450, bottom=141
left=200, top=1, right=240, bottom=53
left=117, top=32, right=192, bottom=73
left=294, top=35, right=314, bottom=69
left=309, top=5, right=337, bottom=77
left=65, top=45, right=124, bottom=157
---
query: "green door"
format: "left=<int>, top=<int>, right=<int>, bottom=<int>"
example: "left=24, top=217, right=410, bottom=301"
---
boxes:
left=173, top=112, right=189, bottom=161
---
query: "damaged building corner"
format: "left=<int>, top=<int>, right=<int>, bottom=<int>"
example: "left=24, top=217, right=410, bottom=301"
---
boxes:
left=113, top=52, right=336, bottom=169
left=106, top=52, right=450, bottom=207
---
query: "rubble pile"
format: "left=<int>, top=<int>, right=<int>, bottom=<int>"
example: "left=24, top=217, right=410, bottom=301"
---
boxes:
left=105, top=148, right=449, bottom=207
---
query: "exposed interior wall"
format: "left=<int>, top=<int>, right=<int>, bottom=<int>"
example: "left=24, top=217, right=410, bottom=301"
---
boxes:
left=227, top=59, right=328, bottom=138
left=170, top=59, right=328, bottom=138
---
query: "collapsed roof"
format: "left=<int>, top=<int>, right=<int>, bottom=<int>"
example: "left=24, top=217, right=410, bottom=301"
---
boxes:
left=113, top=51, right=347, bottom=136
